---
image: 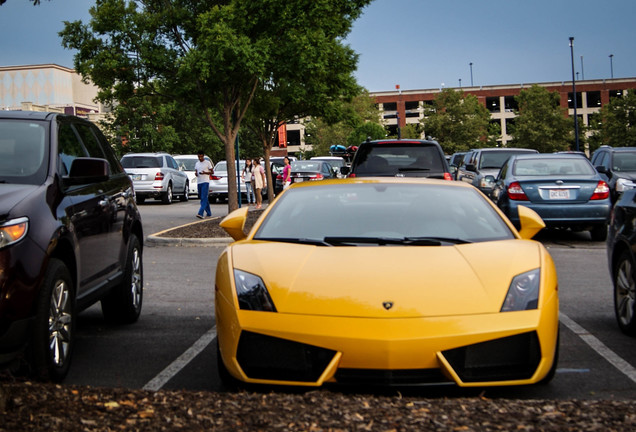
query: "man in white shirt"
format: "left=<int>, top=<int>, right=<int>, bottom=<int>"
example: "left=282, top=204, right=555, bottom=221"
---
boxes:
left=195, top=150, right=214, bottom=218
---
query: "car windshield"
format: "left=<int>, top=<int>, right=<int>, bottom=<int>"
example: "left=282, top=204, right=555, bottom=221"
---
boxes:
left=0, top=120, right=48, bottom=185
left=613, top=152, right=636, bottom=172
left=292, top=161, right=322, bottom=171
left=513, top=157, right=596, bottom=176
left=313, top=158, right=344, bottom=168
left=121, top=156, right=162, bottom=168
left=254, top=182, right=514, bottom=244
left=215, top=161, right=246, bottom=173
left=479, top=151, right=532, bottom=170
left=354, top=144, right=444, bottom=175
left=176, top=158, right=198, bottom=171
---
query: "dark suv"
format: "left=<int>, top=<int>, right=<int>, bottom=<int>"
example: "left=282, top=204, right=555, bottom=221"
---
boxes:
left=590, top=146, right=636, bottom=202
left=456, top=147, right=539, bottom=196
left=0, top=111, right=144, bottom=381
left=340, top=139, right=452, bottom=180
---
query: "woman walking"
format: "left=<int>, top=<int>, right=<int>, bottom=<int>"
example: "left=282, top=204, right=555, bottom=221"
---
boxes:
left=242, top=159, right=255, bottom=204
left=253, top=158, right=267, bottom=209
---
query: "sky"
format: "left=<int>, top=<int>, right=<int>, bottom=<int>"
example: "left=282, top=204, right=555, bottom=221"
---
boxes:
left=1, top=0, right=634, bottom=92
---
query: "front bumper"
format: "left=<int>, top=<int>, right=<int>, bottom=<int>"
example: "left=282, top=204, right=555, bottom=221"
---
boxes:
left=216, top=293, right=559, bottom=387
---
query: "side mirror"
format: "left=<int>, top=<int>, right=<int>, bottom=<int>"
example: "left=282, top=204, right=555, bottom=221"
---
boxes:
left=466, top=163, right=477, bottom=172
left=516, top=205, right=545, bottom=239
left=340, top=166, right=350, bottom=176
left=595, top=165, right=608, bottom=175
left=220, top=207, right=249, bottom=241
left=64, top=157, right=109, bottom=186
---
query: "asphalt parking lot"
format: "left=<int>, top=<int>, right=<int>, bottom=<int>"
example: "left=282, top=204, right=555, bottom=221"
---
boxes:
left=60, top=199, right=636, bottom=399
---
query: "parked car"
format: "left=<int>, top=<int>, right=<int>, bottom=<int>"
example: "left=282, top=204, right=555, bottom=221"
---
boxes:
left=210, top=160, right=247, bottom=203
left=457, top=148, right=539, bottom=196
left=174, top=154, right=213, bottom=197
left=448, top=151, right=467, bottom=180
left=120, top=152, right=189, bottom=204
left=490, top=153, right=611, bottom=241
left=311, top=156, right=347, bottom=178
left=215, top=178, right=558, bottom=387
left=0, top=111, right=144, bottom=381
left=289, top=160, right=337, bottom=184
left=340, top=139, right=452, bottom=180
left=590, top=146, right=636, bottom=203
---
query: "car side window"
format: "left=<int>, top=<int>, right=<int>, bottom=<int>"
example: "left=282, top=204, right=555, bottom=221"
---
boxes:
left=57, top=122, right=88, bottom=176
left=168, top=156, right=179, bottom=170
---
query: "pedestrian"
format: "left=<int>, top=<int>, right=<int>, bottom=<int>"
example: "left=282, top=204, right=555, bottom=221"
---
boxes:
left=242, top=159, right=255, bottom=204
left=195, top=150, right=213, bottom=218
left=282, top=156, right=292, bottom=189
left=253, top=158, right=267, bottom=209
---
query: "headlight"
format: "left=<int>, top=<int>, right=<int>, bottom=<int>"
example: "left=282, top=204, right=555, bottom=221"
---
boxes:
left=501, top=268, right=540, bottom=312
left=0, top=217, right=29, bottom=249
left=234, top=269, right=277, bottom=312
left=616, top=178, right=636, bottom=193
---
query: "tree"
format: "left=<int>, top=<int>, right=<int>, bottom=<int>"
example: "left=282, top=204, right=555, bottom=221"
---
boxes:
left=592, top=91, right=636, bottom=148
left=421, top=88, right=491, bottom=154
left=510, top=85, right=571, bottom=152
left=60, top=0, right=370, bottom=212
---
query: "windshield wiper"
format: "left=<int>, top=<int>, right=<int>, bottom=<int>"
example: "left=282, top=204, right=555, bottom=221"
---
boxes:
left=256, top=237, right=332, bottom=246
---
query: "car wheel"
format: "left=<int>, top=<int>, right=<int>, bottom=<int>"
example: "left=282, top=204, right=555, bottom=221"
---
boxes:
left=180, top=181, right=189, bottom=202
left=590, top=223, right=608, bottom=241
left=30, top=258, right=75, bottom=381
left=614, top=251, right=636, bottom=335
left=162, top=183, right=173, bottom=204
left=136, top=196, right=145, bottom=204
left=101, top=234, right=143, bottom=324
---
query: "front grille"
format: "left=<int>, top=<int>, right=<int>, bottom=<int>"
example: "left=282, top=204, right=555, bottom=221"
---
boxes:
left=441, top=331, right=541, bottom=382
left=236, top=331, right=336, bottom=382
left=335, top=368, right=452, bottom=386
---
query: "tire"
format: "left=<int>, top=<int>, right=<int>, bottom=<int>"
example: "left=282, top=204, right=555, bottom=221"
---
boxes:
left=101, top=234, right=143, bottom=324
left=590, top=223, right=608, bottom=241
left=613, top=251, right=636, bottom=335
left=136, top=196, right=146, bottom=204
left=180, top=182, right=189, bottom=202
left=30, top=258, right=75, bottom=381
left=162, top=183, right=173, bottom=204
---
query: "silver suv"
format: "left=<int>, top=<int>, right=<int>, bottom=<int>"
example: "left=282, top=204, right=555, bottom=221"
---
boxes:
left=121, top=152, right=189, bottom=204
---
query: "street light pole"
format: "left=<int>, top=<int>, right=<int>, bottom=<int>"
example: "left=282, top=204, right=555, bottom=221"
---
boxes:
left=569, top=37, right=579, bottom=152
left=580, top=55, right=584, bottom=80
left=469, top=62, right=473, bottom=86
left=609, top=54, right=614, bottom=79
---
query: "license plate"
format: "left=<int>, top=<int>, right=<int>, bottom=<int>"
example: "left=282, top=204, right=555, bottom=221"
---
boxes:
left=549, top=189, right=570, bottom=199
left=131, top=174, right=142, bottom=181
left=295, top=178, right=304, bottom=183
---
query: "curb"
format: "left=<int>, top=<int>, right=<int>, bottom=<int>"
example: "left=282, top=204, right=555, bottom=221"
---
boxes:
left=146, top=216, right=233, bottom=246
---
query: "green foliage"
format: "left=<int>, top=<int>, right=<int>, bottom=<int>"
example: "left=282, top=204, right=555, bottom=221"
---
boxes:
left=59, top=0, right=370, bottom=211
left=421, top=88, right=491, bottom=154
left=347, top=122, right=387, bottom=146
left=593, top=92, right=636, bottom=148
left=510, top=85, right=571, bottom=152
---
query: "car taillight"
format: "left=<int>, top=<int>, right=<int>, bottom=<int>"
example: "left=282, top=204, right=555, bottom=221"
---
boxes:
left=154, top=172, right=164, bottom=181
left=591, top=180, right=610, bottom=200
left=443, top=172, right=453, bottom=181
left=276, top=174, right=283, bottom=180
left=309, top=173, right=324, bottom=181
left=210, top=175, right=222, bottom=180
left=348, top=173, right=356, bottom=178
left=507, top=182, right=528, bottom=200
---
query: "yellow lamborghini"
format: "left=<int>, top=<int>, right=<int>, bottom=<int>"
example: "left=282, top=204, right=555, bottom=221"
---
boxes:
left=215, top=178, right=559, bottom=387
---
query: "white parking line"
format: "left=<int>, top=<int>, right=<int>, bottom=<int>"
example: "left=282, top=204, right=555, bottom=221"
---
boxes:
left=142, top=326, right=217, bottom=391
left=560, top=313, right=636, bottom=384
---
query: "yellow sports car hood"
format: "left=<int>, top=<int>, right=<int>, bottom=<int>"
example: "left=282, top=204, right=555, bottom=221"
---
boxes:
left=229, top=239, right=545, bottom=318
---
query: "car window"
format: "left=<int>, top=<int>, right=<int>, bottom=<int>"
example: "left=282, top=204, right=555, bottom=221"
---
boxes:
left=167, top=156, right=179, bottom=170
left=355, top=144, right=444, bottom=175
left=176, top=158, right=198, bottom=171
left=292, top=161, right=321, bottom=171
left=58, top=122, right=88, bottom=177
left=255, top=183, right=514, bottom=243
left=612, top=152, right=636, bottom=172
left=72, top=122, right=119, bottom=175
left=479, top=151, right=531, bottom=170
left=0, top=119, right=48, bottom=185
left=513, top=158, right=596, bottom=176
left=91, top=125, right=124, bottom=174
left=121, top=156, right=162, bottom=168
